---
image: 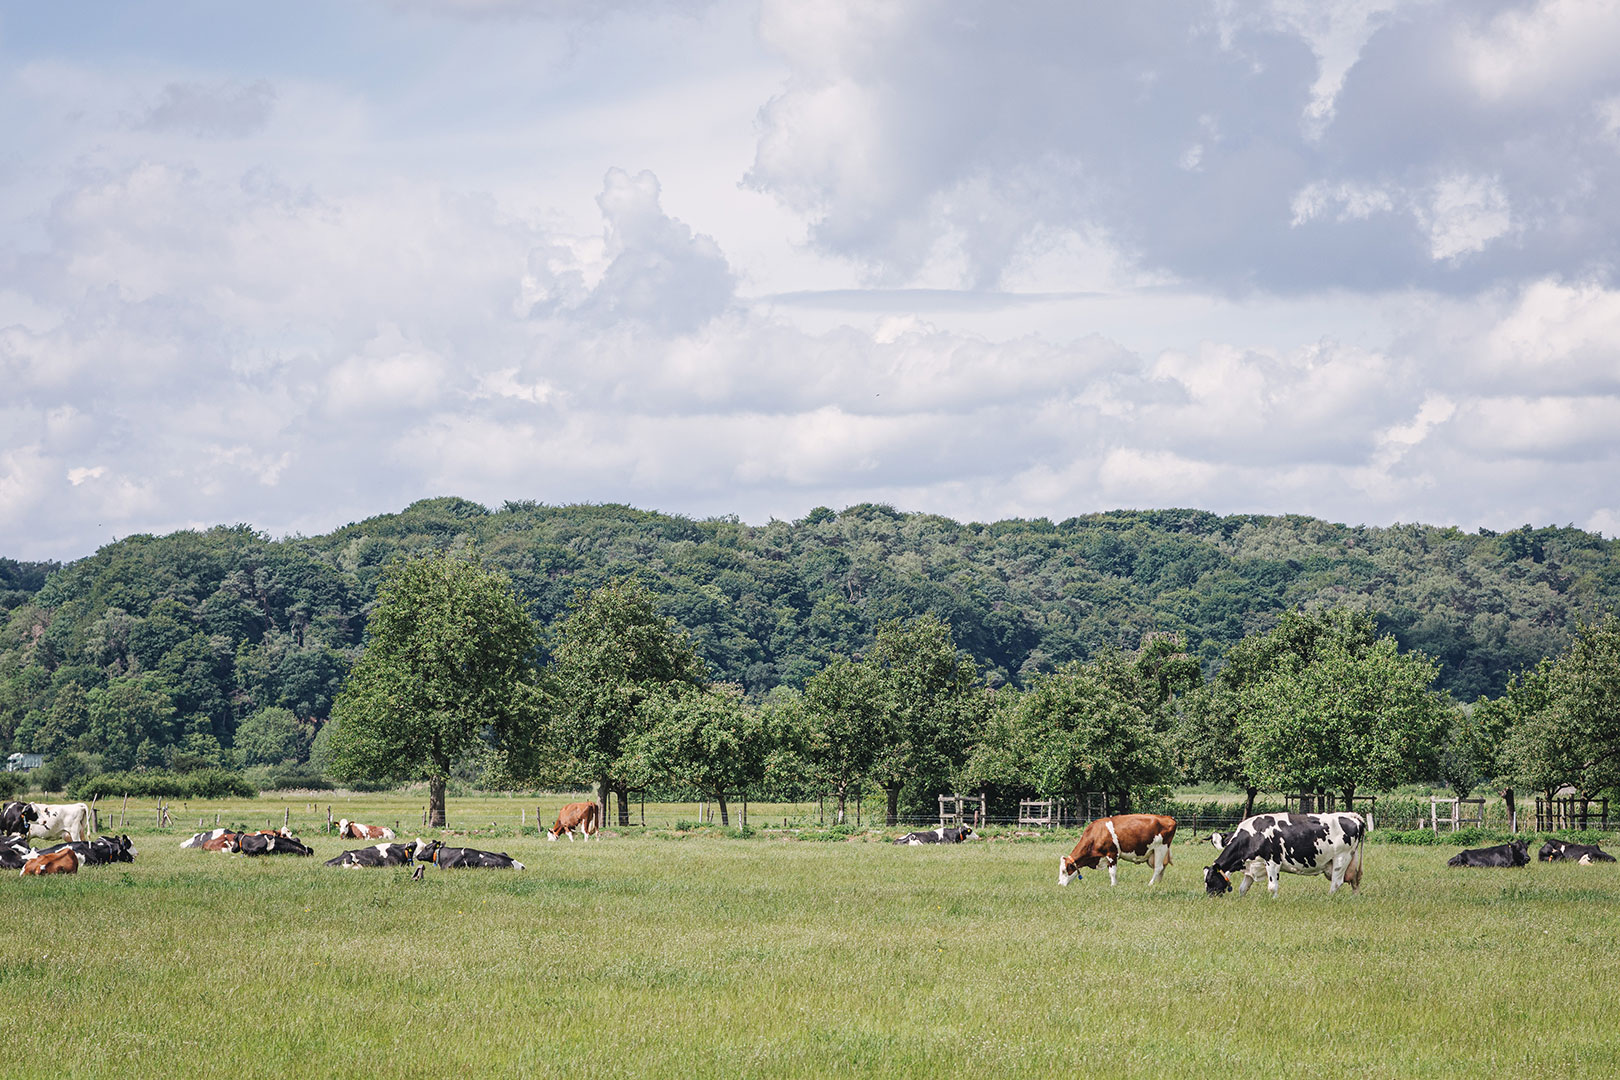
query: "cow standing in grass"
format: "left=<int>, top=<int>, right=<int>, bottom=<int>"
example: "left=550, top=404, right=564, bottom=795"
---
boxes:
left=548, top=802, right=599, bottom=842
left=1204, top=813, right=1364, bottom=897
left=1058, top=814, right=1177, bottom=886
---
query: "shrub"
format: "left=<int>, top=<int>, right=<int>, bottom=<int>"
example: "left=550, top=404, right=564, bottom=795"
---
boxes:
left=31, top=752, right=101, bottom=795
left=248, top=766, right=333, bottom=792
left=71, top=769, right=257, bottom=800
left=0, top=772, right=22, bottom=799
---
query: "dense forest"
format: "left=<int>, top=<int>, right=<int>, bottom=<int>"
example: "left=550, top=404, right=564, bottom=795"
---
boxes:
left=1, top=497, right=1616, bottom=771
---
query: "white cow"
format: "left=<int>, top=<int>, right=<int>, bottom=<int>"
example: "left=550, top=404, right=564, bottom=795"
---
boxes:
left=27, top=802, right=90, bottom=843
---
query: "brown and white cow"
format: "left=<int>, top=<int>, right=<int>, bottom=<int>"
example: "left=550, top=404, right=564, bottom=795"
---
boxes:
left=1058, top=813, right=1177, bottom=887
left=548, top=802, right=599, bottom=842
left=20, top=848, right=81, bottom=876
left=338, top=819, right=396, bottom=841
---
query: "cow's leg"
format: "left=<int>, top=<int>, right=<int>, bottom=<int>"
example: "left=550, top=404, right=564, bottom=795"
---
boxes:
left=1327, top=853, right=1348, bottom=894
left=1266, top=862, right=1282, bottom=898
left=1107, top=855, right=1118, bottom=887
left=1147, top=843, right=1169, bottom=886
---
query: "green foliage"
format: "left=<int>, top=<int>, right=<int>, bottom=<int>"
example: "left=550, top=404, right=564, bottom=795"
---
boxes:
left=1498, top=614, right=1620, bottom=797
left=636, top=685, right=767, bottom=820
left=1231, top=610, right=1448, bottom=801
left=0, top=771, right=22, bottom=799
left=245, top=764, right=333, bottom=791
left=327, top=552, right=539, bottom=823
left=529, top=578, right=708, bottom=801
left=962, top=637, right=1193, bottom=809
left=73, top=768, right=257, bottom=799
left=234, top=706, right=311, bottom=767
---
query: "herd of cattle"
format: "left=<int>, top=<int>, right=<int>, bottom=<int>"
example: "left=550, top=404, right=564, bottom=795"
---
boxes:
left=1, top=796, right=1613, bottom=892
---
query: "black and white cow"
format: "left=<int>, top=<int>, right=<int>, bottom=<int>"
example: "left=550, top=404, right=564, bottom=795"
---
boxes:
left=1204, top=812, right=1365, bottom=898
left=325, top=843, right=416, bottom=868
left=232, top=833, right=313, bottom=857
left=893, top=826, right=977, bottom=845
left=1446, top=839, right=1530, bottom=867
left=36, top=835, right=138, bottom=866
left=0, top=834, right=34, bottom=870
left=25, top=802, right=90, bottom=843
left=181, top=828, right=235, bottom=849
left=411, top=839, right=524, bottom=870
left=0, top=802, right=39, bottom=835
left=1537, top=839, right=1616, bottom=864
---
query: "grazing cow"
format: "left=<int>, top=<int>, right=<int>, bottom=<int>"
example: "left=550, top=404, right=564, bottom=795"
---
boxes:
left=231, top=833, right=313, bottom=857
left=893, top=825, right=977, bottom=845
left=411, top=839, right=524, bottom=870
left=337, top=819, right=396, bottom=841
left=1058, top=814, right=1177, bottom=886
left=1537, top=839, right=1616, bottom=864
left=37, top=835, right=137, bottom=865
left=325, top=843, right=415, bottom=868
left=0, top=801, right=39, bottom=835
left=1204, top=813, right=1364, bottom=898
left=20, top=848, right=80, bottom=876
left=26, top=802, right=90, bottom=843
left=1447, top=839, right=1531, bottom=868
left=181, top=828, right=240, bottom=850
left=548, top=802, right=599, bottom=842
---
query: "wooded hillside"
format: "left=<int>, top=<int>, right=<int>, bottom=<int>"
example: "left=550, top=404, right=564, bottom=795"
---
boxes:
left=2, top=498, right=1615, bottom=764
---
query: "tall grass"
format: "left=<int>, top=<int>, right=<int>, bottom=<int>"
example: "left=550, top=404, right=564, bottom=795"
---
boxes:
left=8, top=795, right=1619, bottom=1078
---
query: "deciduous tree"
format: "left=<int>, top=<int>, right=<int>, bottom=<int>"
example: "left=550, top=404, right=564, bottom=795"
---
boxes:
left=326, top=552, right=538, bottom=826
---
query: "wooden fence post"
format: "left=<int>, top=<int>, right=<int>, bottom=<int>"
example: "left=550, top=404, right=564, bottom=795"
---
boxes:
left=120, top=793, right=129, bottom=827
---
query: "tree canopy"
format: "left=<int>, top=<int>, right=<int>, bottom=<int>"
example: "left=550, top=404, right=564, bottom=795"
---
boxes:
left=326, top=552, right=538, bottom=825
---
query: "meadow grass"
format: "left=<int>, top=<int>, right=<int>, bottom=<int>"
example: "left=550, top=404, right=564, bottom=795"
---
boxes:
left=7, top=794, right=1620, bottom=1079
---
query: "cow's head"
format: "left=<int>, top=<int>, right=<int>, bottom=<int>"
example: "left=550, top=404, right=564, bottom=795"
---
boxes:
left=1510, top=839, right=1530, bottom=866
left=412, top=839, right=440, bottom=864
left=1058, top=855, right=1082, bottom=886
left=1537, top=840, right=1562, bottom=862
left=1207, top=832, right=1225, bottom=850
left=1203, top=865, right=1233, bottom=896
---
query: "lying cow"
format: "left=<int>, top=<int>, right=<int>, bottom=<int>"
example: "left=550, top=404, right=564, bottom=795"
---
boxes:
left=338, top=819, right=396, bottom=841
left=230, top=833, right=313, bottom=856
left=20, top=848, right=81, bottom=876
left=0, top=834, right=34, bottom=870
left=412, top=839, right=524, bottom=870
left=181, top=828, right=240, bottom=851
left=1537, top=839, right=1616, bottom=864
left=325, top=843, right=416, bottom=868
left=0, top=801, right=39, bottom=835
left=1448, top=839, right=1531, bottom=868
left=548, top=802, right=599, bottom=842
left=1059, top=813, right=1177, bottom=886
left=894, top=826, right=977, bottom=845
left=36, top=835, right=137, bottom=865
left=1205, top=812, right=1364, bottom=897
left=25, top=802, right=89, bottom=843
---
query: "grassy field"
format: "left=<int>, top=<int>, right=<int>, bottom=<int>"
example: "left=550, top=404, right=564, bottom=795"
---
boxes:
left=9, top=793, right=1620, bottom=1079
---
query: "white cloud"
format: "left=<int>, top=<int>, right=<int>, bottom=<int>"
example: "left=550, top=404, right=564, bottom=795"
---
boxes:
left=1422, top=174, right=1513, bottom=261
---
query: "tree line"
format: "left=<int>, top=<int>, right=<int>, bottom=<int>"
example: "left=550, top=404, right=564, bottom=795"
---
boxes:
left=2, top=499, right=1616, bottom=799
left=326, top=552, right=1620, bottom=827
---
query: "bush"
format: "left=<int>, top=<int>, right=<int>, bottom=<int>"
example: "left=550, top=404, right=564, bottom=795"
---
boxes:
left=0, top=772, right=22, bottom=799
left=71, top=768, right=257, bottom=800
left=31, top=752, right=100, bottom=795
left=246, top=766, right=333, bottom=792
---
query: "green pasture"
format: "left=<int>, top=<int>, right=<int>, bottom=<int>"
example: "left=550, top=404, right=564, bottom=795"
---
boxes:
left=9, top=795, right=1620, bottom=1080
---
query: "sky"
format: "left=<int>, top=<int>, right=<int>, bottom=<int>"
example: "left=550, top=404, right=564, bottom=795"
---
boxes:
left=3, top=0, right=1619, bottom=561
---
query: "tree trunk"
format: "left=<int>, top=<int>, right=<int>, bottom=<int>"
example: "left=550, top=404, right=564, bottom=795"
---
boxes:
left=885, top=785, right=900, bottom=827
left=597, top=775, right=611, bottom=833
left=428, top=775, right=447, bottom=827
left=613, top=781, right=631, bottom=827
left=1343, top=785, right=1356, bottom=815
left=835, top=786, right=847, bottom=825
left=1502, top=787, right=1517, bottom=832
left=716, top=791, right=729, bottom=827
left=1244, top=786, right=1257, bottom=818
